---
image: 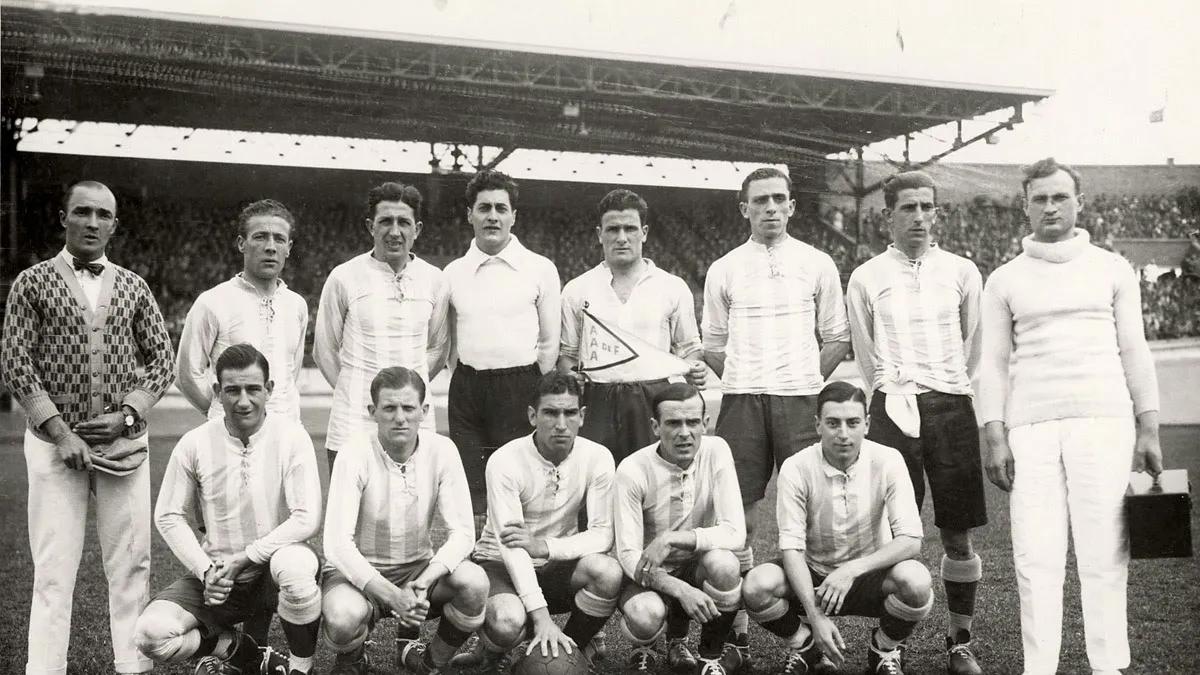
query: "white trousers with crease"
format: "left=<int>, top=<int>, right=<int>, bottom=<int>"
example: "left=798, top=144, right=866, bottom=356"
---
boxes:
left=24, top=430, right=153, bottom=675
left=1008, top=416, right=1134, bottom=675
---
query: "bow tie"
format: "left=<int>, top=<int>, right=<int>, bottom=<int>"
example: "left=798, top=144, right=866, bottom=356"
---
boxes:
left=72, top=257, right=104, bottom=276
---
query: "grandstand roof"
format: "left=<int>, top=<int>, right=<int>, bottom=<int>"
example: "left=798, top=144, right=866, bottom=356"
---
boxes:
left=1, top=2, right=1051, bottom=167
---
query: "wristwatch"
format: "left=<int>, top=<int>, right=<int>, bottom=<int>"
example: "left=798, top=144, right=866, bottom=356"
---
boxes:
left=122, top=406, right=137, bottom=429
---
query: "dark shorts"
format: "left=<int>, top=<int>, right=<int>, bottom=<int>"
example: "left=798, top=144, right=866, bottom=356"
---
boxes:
left=867, top=391, right=988, bottom=531
left=715, top=393, right=820, bottom=504
left=474, top=558, right=580, bottom=614
left=154, top=568, right=279, bottom=636
left=770, top=559, right=892, bottom=619
left=321, top=559, right=447, bottom=626
left=579, top=379, right=672, bottom=465
left=619, top=558, right=703, bottom=620
left=449, top=363, right=542, bottom=515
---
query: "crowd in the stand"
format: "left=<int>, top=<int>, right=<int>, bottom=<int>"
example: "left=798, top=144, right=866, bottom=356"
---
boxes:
left=14, top=186, right=1200, bottom=355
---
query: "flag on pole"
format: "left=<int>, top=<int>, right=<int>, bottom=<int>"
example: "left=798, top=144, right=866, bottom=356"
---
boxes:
left=1149, top=107, right=1165, bottom=123
left=578, top=307, right=691, bottom=381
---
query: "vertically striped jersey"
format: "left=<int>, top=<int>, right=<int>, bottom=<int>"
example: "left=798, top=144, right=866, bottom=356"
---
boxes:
left=314, top=252, right=449, bottom=451
left=323, top=430, right=476, bottom=590
left=776, top=440, right=923, bottom=575
left=702, top=236, right=849, bottom=395
left=847, top=245, right=981, bottom=396
left=613, top=437, right=745, bottom=578
left=155, top=415, right=322, bottom=580
left=176, top=274, right=308, bottom=420
left=474, top=434, right=615, bottom=612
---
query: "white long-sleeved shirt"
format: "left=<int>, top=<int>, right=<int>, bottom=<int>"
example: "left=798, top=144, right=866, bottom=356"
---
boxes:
left=777, top=440, right=923, bottom=576
left=155, top=415, right=322, bottom=580
left=444, top=236, right=560, bottom=372
left=323, top=430, right=475, bottom=591
left=613, top=437, right=746, bottom=579
left=473, top=433, right=615, bottom=613
left=702, top=236, right=850, bottom=395
left=979, top=229, right=1159, bottom=427
left=176, top=275, right=308, bottom=420
left=314, top=252, right=449, bottom=450
left=847, top=245, right=981, bottom=397
left=560, top=260, right=701, bottom=383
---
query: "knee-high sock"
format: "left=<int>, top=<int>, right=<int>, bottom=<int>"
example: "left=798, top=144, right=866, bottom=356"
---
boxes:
left=942, top=554, right=982, bottom=638
left=878, top=592, right=933, bottom=646
left=748, top=597, right=811, bottom=647
left=698, top=581, right=741, bottom=659
left=564, top=587, right=618, bottom=649
left=429, top=603, right=487, bottom=666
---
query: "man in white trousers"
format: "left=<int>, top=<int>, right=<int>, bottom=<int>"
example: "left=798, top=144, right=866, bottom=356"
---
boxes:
left=980, top=157, right=1162, bottom=675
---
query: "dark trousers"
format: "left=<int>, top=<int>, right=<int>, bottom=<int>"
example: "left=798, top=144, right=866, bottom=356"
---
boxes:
left=578, top=379, right=672, bottom=466
left=449, top=362, right=541, bottom=514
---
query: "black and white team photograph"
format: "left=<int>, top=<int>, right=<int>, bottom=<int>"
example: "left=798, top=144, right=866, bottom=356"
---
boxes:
left=1, top=1, right=1197, bottom=674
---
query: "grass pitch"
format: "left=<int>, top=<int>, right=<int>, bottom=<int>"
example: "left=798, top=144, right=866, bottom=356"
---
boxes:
left=0, top=409, right=1196, bottom=674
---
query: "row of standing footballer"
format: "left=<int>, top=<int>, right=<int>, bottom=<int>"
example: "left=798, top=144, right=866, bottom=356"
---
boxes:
left=1, top=159, right=1165, bottom=675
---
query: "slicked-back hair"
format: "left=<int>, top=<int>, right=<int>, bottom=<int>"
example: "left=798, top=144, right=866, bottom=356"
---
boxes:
left=529, top=371, right=582, bottom=409
left=739, top=167, right=792, bottom=203
left=237, top=199, right=295, bottom=238
left=62, top=180, right=114, bottom=213
left=650, top=382, right=706, bottom=421
left=597, top=189, right=648, bottom=226
left=215, top=343, right=270, bottom=383
left=370, top=366, right=427, bottom=405
left=366, top=182, right=423, bottom=222
left=816, top=381, right=867, bottom=418
left=1021, top=157, right=1083, bottom=196
left=882, top=171, right=938, bottom=209
left=466, top=170, right=519, bottom=208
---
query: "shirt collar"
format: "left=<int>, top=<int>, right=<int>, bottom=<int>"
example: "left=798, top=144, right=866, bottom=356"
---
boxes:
left=59, top=248, right=110, bottom=270
left=651, top=441, right=698, bottom=476
left=744, top=234, right=795, bottom=253
left=464, top=234, right=530, bottom=271
left=221, top=414, right=272, bottom=449
left=597, top=258, right=658, bottom=285
left=232, top=272, right=287, bottom=294
left=885, top=243, right=939, bottom=264
left=365, top=250, right=417, bottom=276
left=373, top=432, right=421, bottom=466
left=820, top=447, right=863, bottom=478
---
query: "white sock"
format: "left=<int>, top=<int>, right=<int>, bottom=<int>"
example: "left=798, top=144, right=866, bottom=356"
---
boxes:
left=290, top=654, right=314, bottom=673
left=732, top=609, right=749, bottom=635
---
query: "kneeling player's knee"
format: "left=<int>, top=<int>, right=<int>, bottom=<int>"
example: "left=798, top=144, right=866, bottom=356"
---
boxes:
left=448, top=561, right=490, bottom=612
left=134, top=603, right=197, bottom=663
left=888, top=560, right=932, bottom=606
left=699, top=549, right=741, bottom=588
left=742, top=563, right=785, bottom=610
left=621, top=592, right=667, bottom=643
left=581, top=554, right=624, bottom=598
left=270, top=545, right=321, bottom=624
left=484, top=595, right=527, bottom=647
left=321, top=599, right=371, bottom=650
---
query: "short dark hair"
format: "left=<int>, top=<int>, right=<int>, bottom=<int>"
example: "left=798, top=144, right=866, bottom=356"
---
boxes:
left=466, top=170, right=519, bottom=208
left=1021, top=157, right=1082, bottom=196
left=597, top=189, right=648, bottom=226
left=62, top=180, right=114, bottom=213
left=369, top=366, right=427, bottom=405
left=650, top=382, right=706, bottom=421
left=816, top=381, right=867, bottom=417
left=237, top=199, right=295, bottom=238
left=882, top=171, right=938, bottom=209
left=214, top=343, right=270, bottom=383
left=367, top=182, right=423, bottom=222
left=529, top=371, right=582, bottom=409
left=739, top=167, right=792, bottom=203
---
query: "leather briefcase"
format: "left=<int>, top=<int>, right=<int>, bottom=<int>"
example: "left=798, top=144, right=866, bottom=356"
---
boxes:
left=1125, top=469, right=1192, bottom=559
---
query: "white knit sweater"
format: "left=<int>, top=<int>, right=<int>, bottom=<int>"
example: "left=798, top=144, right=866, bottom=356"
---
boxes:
left=979, top=229, right=1159, bottom=428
